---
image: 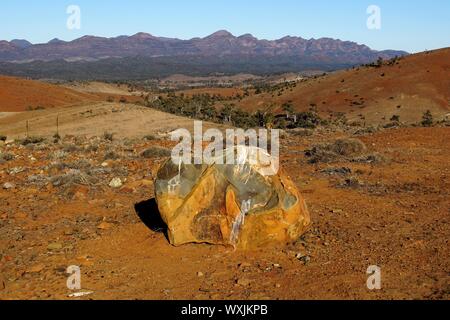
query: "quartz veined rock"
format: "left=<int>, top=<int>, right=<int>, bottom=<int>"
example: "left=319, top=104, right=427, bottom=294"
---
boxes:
left=154, top=146, right=311, bottom=249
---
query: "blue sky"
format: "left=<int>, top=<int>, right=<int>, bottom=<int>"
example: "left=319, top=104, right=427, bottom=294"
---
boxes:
left=1, top=0, right=449, bottom=53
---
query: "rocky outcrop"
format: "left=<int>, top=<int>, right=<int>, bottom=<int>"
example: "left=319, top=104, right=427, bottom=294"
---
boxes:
left=155, top=147, right=311, bottom=249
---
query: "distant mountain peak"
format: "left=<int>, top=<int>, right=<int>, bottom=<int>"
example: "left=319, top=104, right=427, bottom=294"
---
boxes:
left=48, top=38, right=66, bottom=44
left=206, top=30, right=234, bottom=38
left=0, top=31, right=408, bottom=68
left=130, top=32, right=155, bottom=39
left=238, top=33, right=257, bottom=40
left=10, top=39, right=32, bottom=49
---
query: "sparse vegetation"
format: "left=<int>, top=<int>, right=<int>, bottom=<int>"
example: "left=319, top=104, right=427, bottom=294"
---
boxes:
left=18, top=136, right=45, bottom=146
left=390, top=115, right=400, bottom=123
left=104, top=150, right=120, bottom=161
left=0, top=152, right=14, bottom=161
left=143, top=134, right=157, bottom=141
left=141, top=147, right=171, bottom=158
left=103, top=132, right=114, bottom=141
left=421, top=110, right=434, bottom=127
left=62, top=144, right=80, bottom=153
left=305, top=138, right=368, bottom=163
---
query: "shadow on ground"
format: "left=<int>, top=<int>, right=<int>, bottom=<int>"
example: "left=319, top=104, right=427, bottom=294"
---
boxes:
left=134, top=198, right=168, bottom=238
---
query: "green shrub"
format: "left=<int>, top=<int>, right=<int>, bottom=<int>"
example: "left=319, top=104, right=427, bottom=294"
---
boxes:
left=421, top=110, right=433, bottom=127
left=103, top=132, right=114, bottom=141
left=141, top=147, right=171, bottom=158
left=305, top=138, right=367, bottom=163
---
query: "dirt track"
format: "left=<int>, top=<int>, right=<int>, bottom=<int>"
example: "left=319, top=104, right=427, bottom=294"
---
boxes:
left=1, top=116, right=448, bottom=299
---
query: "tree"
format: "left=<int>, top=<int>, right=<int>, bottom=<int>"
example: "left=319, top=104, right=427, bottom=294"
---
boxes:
left=390, top=115, right=400, bottom=123
left=421, top=110, right=433, bottom=127
left=376, top=57, right=384, bottom=67
left=282, top=103, right=294, bottom=119
left=221, top=104, right=235, bottom=123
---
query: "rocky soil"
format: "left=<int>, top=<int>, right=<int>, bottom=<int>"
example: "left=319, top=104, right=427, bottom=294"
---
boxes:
left=0, top=126, right=448, bottom=300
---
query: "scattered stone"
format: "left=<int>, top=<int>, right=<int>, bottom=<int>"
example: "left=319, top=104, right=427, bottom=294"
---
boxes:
left=97, top=222, right=112, bottom=230
left=68, top=291, right=93, bottom=298
left=238, top=262, right=251, bottom=270
left=26, top=264, right=45, bottom=273
left=321, top=167, right=351, bottom=176
left=339, top=177, right=363, bottom=188
left=236, top=278, right=253, bottom=287
left=273, top=263, right=282, bottom=269
left=297, top=255, right=311, bottom=265
left=47, top=242, right=63, bottom=251
left=63, top=229, right=74, bottom=236
left=15, top=212, right=28, bottom=220
left=8, top=167, right=25, bottom=175
left=197, top=272, right=204, bottom=277
left=109, top=178, right=122, bottom=188
left=3, top=182, right=15, bottom=190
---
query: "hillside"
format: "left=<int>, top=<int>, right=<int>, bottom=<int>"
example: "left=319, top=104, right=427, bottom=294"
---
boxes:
left=237, top=48, right=450, bottom=124
left=0, top=76, right=101, bottom=112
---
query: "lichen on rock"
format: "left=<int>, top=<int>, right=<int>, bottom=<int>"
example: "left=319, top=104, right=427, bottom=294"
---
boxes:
left=155, top=146, right=311, bottom=249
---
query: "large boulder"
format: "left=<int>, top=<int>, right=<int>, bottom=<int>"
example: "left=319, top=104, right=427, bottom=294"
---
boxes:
left=154, top=146, right=311, bottom=249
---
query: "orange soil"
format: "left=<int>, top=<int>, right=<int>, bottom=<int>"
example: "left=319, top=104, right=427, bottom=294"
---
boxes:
left=237, top=48, right=450, bottom=124
left=0, top=76, right=103, bottom=112
left=0, top=125, right=448, bottom=300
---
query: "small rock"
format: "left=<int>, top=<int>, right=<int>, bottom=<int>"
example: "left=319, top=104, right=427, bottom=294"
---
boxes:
left=300, top=255, right=311, bottom=265
left=273, top=263, right=282, bottom=269
left=26, top=264, right=45, bottom=274
left=15, top=212, right=28, bottom=220
left=97, top=221, right=112, bottom=230
left=3, top=182, right=15, bottom=190
left=68, top=291, right=93, bottom=298
left=101, top=162, right=109, bottom=167
left=275, top=283, right=281, bottom=288
left=63, top=229, right=74, bottom=236
left=197, top=272, right=204, bottom=277
left=47, top=242, right=63, bottom=251
left=236, top=278, right=253, bottom=287
left=109, top=178, right=122, bottom=188
left=238, top=262, right=251, bottom=270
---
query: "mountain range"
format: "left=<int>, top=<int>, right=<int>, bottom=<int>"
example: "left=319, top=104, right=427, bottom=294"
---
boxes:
left=0, top=31, right=408, bottom=80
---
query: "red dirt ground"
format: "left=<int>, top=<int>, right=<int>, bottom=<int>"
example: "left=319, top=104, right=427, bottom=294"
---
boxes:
left=0, top=76, right=102, bottom=112
left=0, top=125, right=448, bottom=300
left=237, top=48, right=450, bottom=124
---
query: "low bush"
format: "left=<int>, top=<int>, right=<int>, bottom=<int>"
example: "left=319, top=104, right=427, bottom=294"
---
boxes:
left=141, top=147, right=171, bottom=159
